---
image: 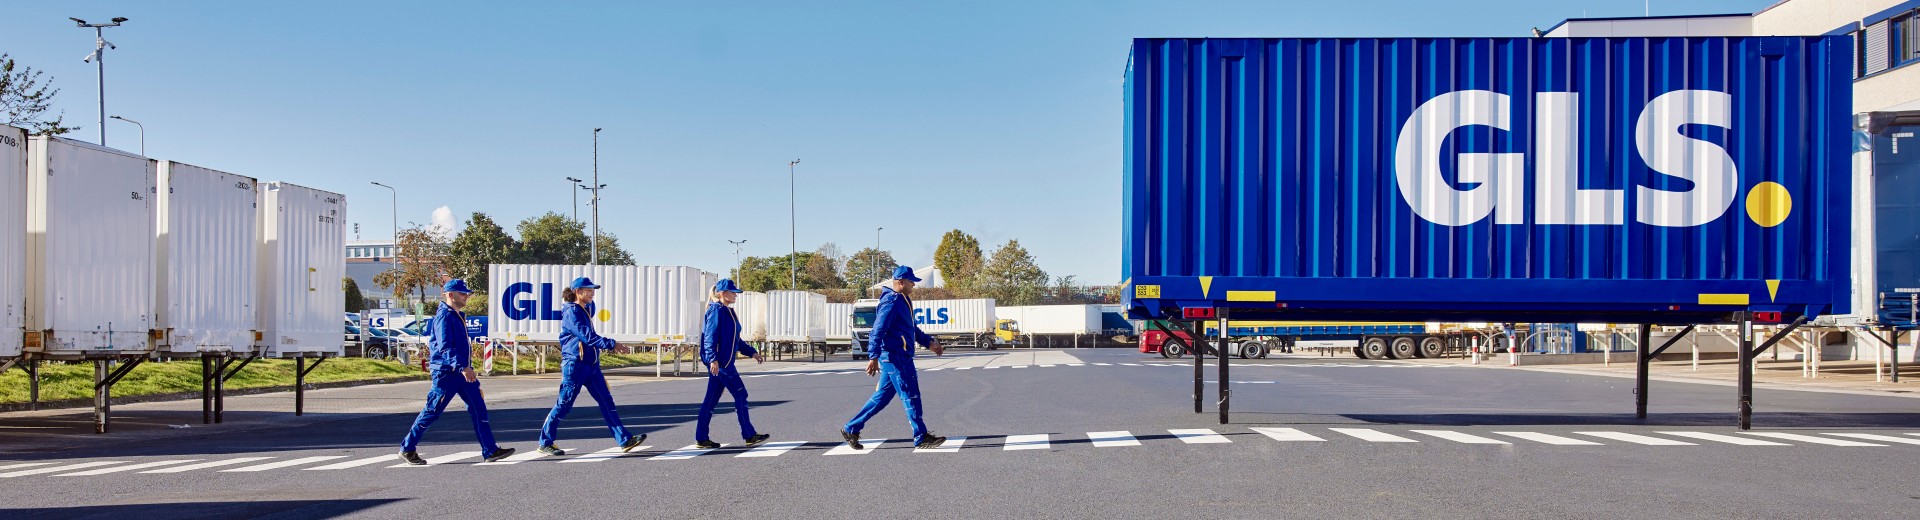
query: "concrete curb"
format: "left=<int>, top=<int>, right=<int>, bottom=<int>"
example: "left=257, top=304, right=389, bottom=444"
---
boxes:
left=0, top=375, right=431, bottom=413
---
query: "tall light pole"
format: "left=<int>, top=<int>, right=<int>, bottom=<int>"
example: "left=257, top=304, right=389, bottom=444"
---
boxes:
left=109, top=115, right=142, bottom=156
left=370, top=181, right=399, bottom=313
left=591, top=128, right=602, bottom=265
left=72, top=16, right=127, bottom=147
left=729, top=240, right=747, bottom=280
left=565, top=176, right=583, bottom=221
left=788, top=159, right=800, bottom=288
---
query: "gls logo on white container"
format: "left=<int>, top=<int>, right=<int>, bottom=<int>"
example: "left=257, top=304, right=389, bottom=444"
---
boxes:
left=1394, top=89, right=1792, bottom=229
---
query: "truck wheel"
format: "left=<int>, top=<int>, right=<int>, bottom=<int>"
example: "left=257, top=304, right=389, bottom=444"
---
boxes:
left=1164, top=340, right=1187, bottom=358
left=1389, top=337, right=1416, bottom=359
left=1361, top=337, right=1389, bottom=360
left=1418, top=337, right=1445, bottom=358
left=1241, top=341, right=1266, bottom=359
left=1352, top=346, right=1366, bottom=358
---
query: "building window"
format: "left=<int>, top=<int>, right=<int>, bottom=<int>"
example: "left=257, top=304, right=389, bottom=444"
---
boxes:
left=1900, top=14, right=1919, bottom=66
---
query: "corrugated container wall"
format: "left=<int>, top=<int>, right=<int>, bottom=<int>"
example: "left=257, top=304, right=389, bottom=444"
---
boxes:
left=996, top=305, right=1103, bottom=335
left=26, top=136, right=155, bottom=355
left=911, top=298, right=996, bottom=335
left=767, top=290, right=826, bottom=343
left=0, top=126, right=23, bottom=359
left=256, top=182, right=346, bottom=357
left=734, top=291, right=768, bottom=342
left=1124, top=37, right=1853, bottom=323
left=824, top=303, right=853, bottom=341
left=489, top=264, right=716, bottom=344
left=158, top=161, right=258, bottom=353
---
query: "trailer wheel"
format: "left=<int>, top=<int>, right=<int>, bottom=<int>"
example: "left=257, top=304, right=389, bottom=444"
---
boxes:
left=1240, top=341, right=1266, bottom=359
left=1389, top=337, right=1416, bottom=359
left=1361, top=337, right=1390, bottom=360
left=1163, top=339, right=1188, bottom=358
left=1418, top=337, right=1445, bottom=358
left=1352, top=346, right=1367, bottom=359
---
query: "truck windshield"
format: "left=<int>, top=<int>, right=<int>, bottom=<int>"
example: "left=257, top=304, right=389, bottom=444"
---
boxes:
left=852, top=309, right=877, bottom=328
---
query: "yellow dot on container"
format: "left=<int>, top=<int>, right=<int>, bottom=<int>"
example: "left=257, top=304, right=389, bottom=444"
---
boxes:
left=1745, top=182, right=1792, bottom=228
left=597, top=308, right=612, bottom=322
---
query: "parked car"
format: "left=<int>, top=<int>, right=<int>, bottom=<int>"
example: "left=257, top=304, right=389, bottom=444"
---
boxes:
left=345, top=324, right=395, bottom=359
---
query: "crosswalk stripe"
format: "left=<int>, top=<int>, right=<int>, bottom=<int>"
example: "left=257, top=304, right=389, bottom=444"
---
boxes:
left=476, top=450, right=553, bottom=465
left=1120, top=363, right=1142, bottom=366
left=559, top=446, right=649, bottom=463
left=224, top=456, right=347, bottom=472
left=1170, top=429, right=1232, bottom=444
left=914, top=436, right=966, bottom=453
left=952, top=367, right=971, bottom=370
left=144, top=457, right=274, bottom=473
left=1010, top=365, right=1027, bottom=368
left=1411, top=430, right=1508, bottom=444
left=0, top=462, right=54, bottom=472
left=1065, top=364, right=1084, bottom=367
left=1741, top=432, right=1884, bottom=446
left=1251, top=427, right=1326, bottom=442
left=1660, top=432, right=1789, bottom=446
left=1575, top=432, right=1693, bottom=446
left=824, top=438, right=888, bottom=455
left=1003, top=434, right=1050, bottom=451
left=1038, top=364, right=1055, bottom=368
left=57, top=460, right=199, bottom=476
left=737, top=441, right=807, bottom=458
left=653, top=445, right=718, bottom=460
left=1493, top=432, right=1601, bottom=445
left=305, top=455, right=396, bottom=470
left=1, top=461, right=128, bottom=478
left=924, top=368, right=943, bottom=371
left=390, top=451, right=482, bottom=467
left=1093, top=363, right=1112, bottom=366
left=1088, top=431, right=1140, bottom=447
left=1330, top=428, right=1418, bottom=443
left=1824, top=433, right=1920, bottom=445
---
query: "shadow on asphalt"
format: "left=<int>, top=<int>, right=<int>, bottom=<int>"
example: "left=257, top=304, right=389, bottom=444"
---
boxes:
left=1233, top=412, right=1920, bottom=428
left=6, top=498, right=406, bottom=519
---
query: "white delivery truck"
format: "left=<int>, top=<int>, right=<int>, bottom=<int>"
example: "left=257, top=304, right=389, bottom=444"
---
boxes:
left=994, top=304, right=1103, bottom=348
left=848, top=297, right=1006, bottom=358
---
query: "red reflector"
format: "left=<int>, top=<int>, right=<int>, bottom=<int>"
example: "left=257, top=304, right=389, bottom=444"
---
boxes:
left=1669, top=306, right=1680, bottom=310
left=1754, top=311, right=1783, bottom=323
left=1182, top=307, right=1216, bottom=319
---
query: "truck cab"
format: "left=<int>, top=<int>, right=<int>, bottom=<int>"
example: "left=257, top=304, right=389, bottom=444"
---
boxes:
left=850, top=299, right=879, bottom=359
left=994, top=319, right=1021, bottom=346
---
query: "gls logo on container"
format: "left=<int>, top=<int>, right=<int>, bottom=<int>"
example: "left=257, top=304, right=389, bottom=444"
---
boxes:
left=499, top=282, right=611, bottom=321
left=914, top=308, right=951, bottom=325
left=1395, top=90, right=1791, bottom=229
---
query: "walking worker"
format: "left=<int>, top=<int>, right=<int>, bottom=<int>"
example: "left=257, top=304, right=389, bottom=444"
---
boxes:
left=695, top=279, right=772, bottom=449
left=841, top=266, right=947, bottom=450
left=536, top=276, right=646, bottom=456
left=399, top=279, right=515, bottom=465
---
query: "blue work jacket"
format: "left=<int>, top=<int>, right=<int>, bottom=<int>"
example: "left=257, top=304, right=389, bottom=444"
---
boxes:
left=560, top=302, right=617, bottom=365
left=426, top=302, right=471, bottom=372
left=868, top=287, right=933, bottom=361
left=701, top=301, right=759, bottom=367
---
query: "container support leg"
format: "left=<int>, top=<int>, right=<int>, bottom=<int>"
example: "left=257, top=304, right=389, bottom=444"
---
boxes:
left=202, top=356, right=214, bottom=424
left=1739, top=315, right=1807, bottom=430
left=296, top=355, right=327, bottom=416
left=27, top=358, right=40, bottom=411
left=93, top=356, right=145, bottom=434
left=1188, top=321, right=1206, bottom=414
left=1635, top=324, right=1696, bottom=419
left=1217, top=309, right=1230, bottom=425
left=215, top=353, right=258, bottom=424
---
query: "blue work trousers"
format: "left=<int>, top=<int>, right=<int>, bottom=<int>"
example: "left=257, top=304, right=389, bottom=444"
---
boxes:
left=696, top=365, right=758, bottom=442
left=843, top=355, right=928, bottom=444
left=400, top=368, right=499, bottom=453
left=539, top=362, right=634, bottom=447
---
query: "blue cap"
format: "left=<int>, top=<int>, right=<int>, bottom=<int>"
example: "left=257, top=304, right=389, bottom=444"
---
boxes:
left=714, top=279, right=743, bottom=293
left=443, top=279, right=473, bottom=294
left=568, top=277, right=601, bottom=290
left=890, top=266, right=922, bottom=282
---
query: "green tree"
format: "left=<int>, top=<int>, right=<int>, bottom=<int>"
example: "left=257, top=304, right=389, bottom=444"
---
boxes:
left=805, top=243, right=845, bottom=288
left=343, top=277, right=366, bottom=313
left=933, top=230, right=984, bottom=296
left=373, top=226, right=449, bottom=318
left=0, top=53, right=75, bottom=136
left=445, top=212, right=520, bottom=292
left=462, top=291, right=489, bottom=316
left=515, top=213, right=590, bottom=265
left=843, top=247, right=898, bottom=291
left=977, top=239, right=1049, bottom=305
left=736, top=252, right=835, bottom=291
left=592, top=233, right=636, bottom=265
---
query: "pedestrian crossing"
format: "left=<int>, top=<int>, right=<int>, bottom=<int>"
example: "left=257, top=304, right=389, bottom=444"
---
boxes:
left=6, top=427, right=1916, bottom=477
left=744, top=361, right=1457, bottom=378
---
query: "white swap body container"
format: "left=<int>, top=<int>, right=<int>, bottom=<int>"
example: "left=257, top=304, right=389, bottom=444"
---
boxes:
left=256, top=182, right=346, bottom=357
left=994, top=305, right=1101, bottom=335
left=157, top=161, right=258, bottom=353
left=733, top=291, right=768, bottom=342
left=25, top=136, right=155, bottom=356
left=824, top=302, right=853, bottom=341
left=0, top=126, right=23, bottom=359
left=488, top=264, right=718, bottom=345
left=766, top=290, right=826, bottom=343
left=910, top=298, right=995, bottom=335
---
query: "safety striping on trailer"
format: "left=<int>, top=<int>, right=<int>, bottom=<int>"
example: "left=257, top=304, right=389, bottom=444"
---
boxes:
left=1659, top=432, right=1789, bottom=446
left=1003, top=434, right=1050, bottom=451
left=1494, top=432, right=1601, bottom=446
left=1575, top=432, right=1694, bottom=446
left=737, top=441, right=807, bottom=458
left=307, top=455, right=398, bottom=470
left=1088, top=431, right=1141, bottom=447
left=144, top=457, right=274, bottom=473
left=1251, top=427, right=1326, bottom=442
left=224, top=456, right=347, bottom=472
left=824, top=438, right=888, bottom=455
left=475, top=451, right=553, bottom=466
left=1411, top=430, right=1508, bottom=444
left=1, top=461, right=129, bottom=478
left=1170, top=429, right=1232, bottom=444
left=915, top=436, right=967, bottom=453
left=1741, top=432, right=1884, bottom=446
left=558, top=447, right=648, bottom=464
left=1824, top=433, right=1920, bottom=446
left=1330, top=428, right=1418, bottom=443
left=389, top=451, right=482, bottom=467
left=653, top=445, right=719, bottom=460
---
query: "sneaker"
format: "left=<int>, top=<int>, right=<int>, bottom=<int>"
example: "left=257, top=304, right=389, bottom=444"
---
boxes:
left=914, top=435, right=947, bottom=449
left=538, top=445, right=566, bottom=456
left=621, top=433, right=648, bottom=452
left=397, top=451, right=426, bottom=465
left=483, top=447, right=516, bottom=463
left=743, top=433, right=771, bottom=446
left=840, top=430, right=863, bottom=450
left=694, top=439, right=721, bottom=450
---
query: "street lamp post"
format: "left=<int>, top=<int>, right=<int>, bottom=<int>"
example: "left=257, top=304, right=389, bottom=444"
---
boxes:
left=729, top=240, right=747, bottom=281
left=565, top=176, right=583, bottom=222
left=788, top=159, right=799, bottom=288
left=591, top=128, right=602, bottom=265
left=71, top=16, right=128, bottom=147
left=109, top=115, right=142, bottom=156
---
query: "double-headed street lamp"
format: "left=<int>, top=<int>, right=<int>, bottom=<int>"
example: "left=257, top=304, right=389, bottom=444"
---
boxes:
left=72, top=16, right=128, bottom=147
left=729, top=240, right=747, bottom=280
left=565, top=176, right=583, bottom=221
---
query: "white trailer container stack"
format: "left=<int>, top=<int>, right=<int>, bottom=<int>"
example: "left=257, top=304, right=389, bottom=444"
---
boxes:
left=157, top=161, right=258, bottom=354
left=256, top=182, right=346, bottom=357
left=909, top=298, right=1003, bottom=348
left=488, top=264, right=716, bottom=346
left=824, top=302, right=853, bottom=344
left=734, top=291, right=769, bottom=343
left=0, top=126, right=23, bottom=360
left=995, top=304, right=1102, bottom=347
left=25, top=136, right=156, bottom=356
left=767, top=290, right=826, bottom=344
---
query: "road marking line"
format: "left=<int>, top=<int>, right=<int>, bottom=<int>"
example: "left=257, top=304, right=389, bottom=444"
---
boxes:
left=914, top=436, right=967, bottom=453
left=1825, top=433, right=1920, bottom=445
left=389, top=451, right=482, bottom=467
left=1660, top=432, right=1789, bottom=446
left=1088, top=431, right=1140, bottom=447
left=1493, top=432, right=1601, bottom=445
left=1064, top=364, right=1084, bottom=367
left=224, top=456, right=347, bottom=472
left=1093, top=363, right=1112, bottom=366
left=1120, top=363, right=1142, bottom=366
left=476, top=450, right=553, bottom=465
left=984, top=366, right=999, bottom=370
left=1004, top=434, right=1050, bottom=451
left=1741, top=432, right=1884, bottom=446
left=305, top=455, right=396, bottom=470
left=1574, top=432, right=1693, bottom=446
left=824, top=438, right=887, bottom=455
left=924, top=368, right=943, bottom=371
left=1329, top=428, right=1418, bottom=443
left=0, top=462, right=53, bottom=472
left=559, top=446, right=648, bottom=463
left=57, top=460, right=199, bottom=476
left=1411, top=430, right=1510, bottom=444
left=2, top=461, right=128, bottom=477
left=1169, top=429, right=1232, bottom=444
left=1037, top=364, right=1055, bottom=368
left=652, top=445, right=719, bottom=460
left=144, top=457, right=274, bottom=473
left=737, top=441, right=807, bottom=458
left=952, top=367, right=971, bottom=370
left=1010, top=365, right=1028, bottom=369
left=1251, top=427, right=1326, bottom=442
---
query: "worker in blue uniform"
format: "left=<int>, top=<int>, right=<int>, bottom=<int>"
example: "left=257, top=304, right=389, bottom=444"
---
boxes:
left=537, top=277, right=646, bottom=455
left=841, top=266, right=947, bottom=449
left=695, top=279, right=771, bottom=449
left=399, top=279, right=515, bottom=465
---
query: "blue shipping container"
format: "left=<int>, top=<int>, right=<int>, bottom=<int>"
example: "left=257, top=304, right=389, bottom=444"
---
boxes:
left=1123, top=37, right=1853, bottom=323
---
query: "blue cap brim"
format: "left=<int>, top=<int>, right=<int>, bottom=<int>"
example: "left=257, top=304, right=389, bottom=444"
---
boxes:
left=899, top=275, right=922, bottom=282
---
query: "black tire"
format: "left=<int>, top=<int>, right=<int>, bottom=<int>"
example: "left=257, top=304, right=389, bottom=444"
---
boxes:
left=1164, top=339, right=1188, bottom=358
left=366, top=346, right=386, bottom=360
left=1389, top=337, right=1416, bottom=359
left=1352, top=346, right=1366, bottom=359
left=1241, top=341, right=1266, bottom=359
left=1362, top=337, right=1390, bottom=359
left=1418, top=337, right=1445, bottom=358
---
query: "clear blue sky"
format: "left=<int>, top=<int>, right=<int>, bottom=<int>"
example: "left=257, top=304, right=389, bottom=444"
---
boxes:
left=2, top=0, right=1769, bottom=283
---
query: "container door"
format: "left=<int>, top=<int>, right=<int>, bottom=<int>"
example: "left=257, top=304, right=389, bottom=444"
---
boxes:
left=1876, top=127, right=1920, bottom=327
